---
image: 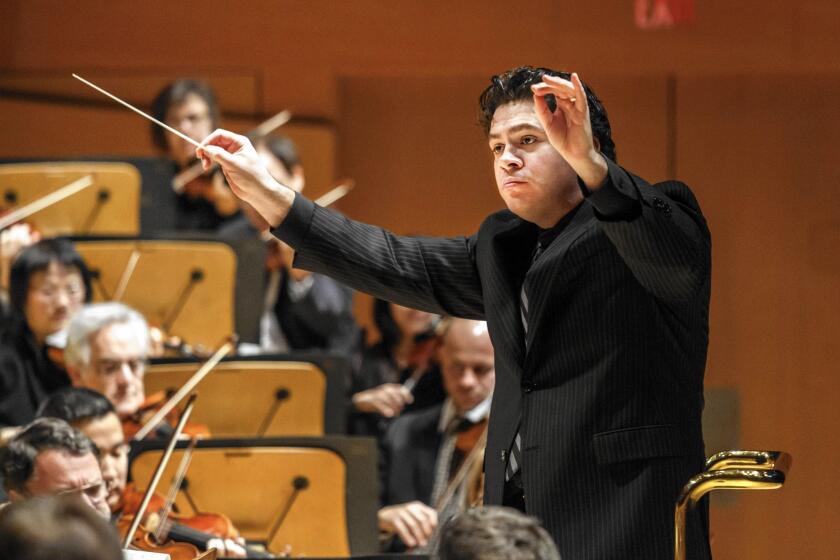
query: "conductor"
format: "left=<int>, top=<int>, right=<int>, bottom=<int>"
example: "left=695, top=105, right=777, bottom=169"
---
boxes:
left=197, top=66, right=712, bottom=560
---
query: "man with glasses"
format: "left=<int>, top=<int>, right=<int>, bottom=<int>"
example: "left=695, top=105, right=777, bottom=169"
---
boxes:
left=64, top=303, right=152, bottom=430
left=151, top=78, right=241, bottom=231
left=1, top=417, right=110, bottom=518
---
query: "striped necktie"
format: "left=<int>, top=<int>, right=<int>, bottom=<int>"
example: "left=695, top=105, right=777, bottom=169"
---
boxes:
left=506, top=241, right=544, bottom=481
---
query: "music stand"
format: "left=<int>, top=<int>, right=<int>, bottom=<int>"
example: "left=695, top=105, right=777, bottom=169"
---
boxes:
left=129, top=437, right=379, bottom=557
left=144, top=361, right=327, bottom=437
left=150, top=353, right=350, bottom=434
left=73, top=239, right=235, bottom=350
left=0, top=161, right=140, bottom=235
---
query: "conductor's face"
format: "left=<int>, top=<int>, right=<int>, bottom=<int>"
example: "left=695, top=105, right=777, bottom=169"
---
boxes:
left=489, top=100, right=579, bottom=228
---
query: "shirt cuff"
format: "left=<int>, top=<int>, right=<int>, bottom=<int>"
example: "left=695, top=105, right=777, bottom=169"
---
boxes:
left=269, top=194, right=316, bottom=248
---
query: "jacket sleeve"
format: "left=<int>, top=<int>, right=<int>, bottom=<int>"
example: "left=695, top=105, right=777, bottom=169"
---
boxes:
left=271, top=195, right=486, bottom=319
left=584, top=158, right=711, bottom=305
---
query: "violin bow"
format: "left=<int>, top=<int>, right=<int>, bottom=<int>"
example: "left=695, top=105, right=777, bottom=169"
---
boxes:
left=152, top=436, right=198, bottom=544
left=123, top=394, right=198, bottom=548
left=0, top=175, right=94, bottom=231
left=132, top=336, right=237, bottom=441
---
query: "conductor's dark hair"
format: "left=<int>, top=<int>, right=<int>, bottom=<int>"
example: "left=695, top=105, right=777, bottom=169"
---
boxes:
left=150, top=78, right=220, bottom=151
left=1, top=418, right=98, bottom=495
left=0, top=496, right=123, bottom=560
left=373, top=298, right=402, bottom=352
left=438, top=506, right=561, bottom=560
left=8, top=238, right=92, bottom=315
left=37, top=388, right=116, bottom=426
left=257, top=135, right=302, bottom=175
left=478, top=66, right=616, bottom=162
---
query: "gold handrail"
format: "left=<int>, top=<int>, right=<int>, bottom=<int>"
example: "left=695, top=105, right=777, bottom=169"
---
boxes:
left=674, top=450, right=792, bottom=560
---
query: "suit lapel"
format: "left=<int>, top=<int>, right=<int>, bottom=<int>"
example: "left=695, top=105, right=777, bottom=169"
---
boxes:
left=486, top=215, right=537, bottom=369
left=523, top=201, right=596, bottom=354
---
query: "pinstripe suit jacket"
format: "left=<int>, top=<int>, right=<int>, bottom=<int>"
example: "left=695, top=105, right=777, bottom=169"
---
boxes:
left=273, top=158, right=712, bottom=560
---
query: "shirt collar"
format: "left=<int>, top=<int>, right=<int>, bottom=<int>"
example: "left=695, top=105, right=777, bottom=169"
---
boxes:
left=437, top=394, right=493, bottom=433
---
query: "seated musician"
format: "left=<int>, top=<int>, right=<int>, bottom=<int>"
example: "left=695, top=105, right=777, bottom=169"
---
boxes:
left=250, top=135, right=361, bottom=354
left=151, top=78, right=243, bottom=232
left=37, top=387, right=249, bottom=558
left=1, top=417, right=110, bottom=518
left=63, top=301, right=205, bottom=440
left=378, top=317, right=495, bottom=550
left=349, top=299, right=446, bottom=438
left=0, top=239, right=92, bottom=428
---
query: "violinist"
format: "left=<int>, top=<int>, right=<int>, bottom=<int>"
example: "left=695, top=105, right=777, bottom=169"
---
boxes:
left=250, top=135, right=361, bottom=355
left=378, top=318, right=495, bottom=551
left=349, top=300, right=447, bottom=438
left=36, top=388, right=249, bottom=558
left=64, top=302, right=207, bottom=440
left=1, top=417, right=111, bottom=518
left=0, top=239, right=92, bottom=428
left=150, top=79, right=244, bottom=233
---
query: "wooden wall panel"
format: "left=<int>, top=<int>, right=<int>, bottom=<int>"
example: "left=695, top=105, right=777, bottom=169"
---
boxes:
left=677, top=73, right=840, bottom=559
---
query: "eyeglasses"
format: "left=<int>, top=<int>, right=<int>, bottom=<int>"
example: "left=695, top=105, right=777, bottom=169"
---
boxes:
left=94, top=357, right=148, bottom=377
left=29, top=282, right=86, bottom=302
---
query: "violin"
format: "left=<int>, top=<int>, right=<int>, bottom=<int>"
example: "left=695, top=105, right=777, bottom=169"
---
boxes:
left=120, top=437, right=274, bottom=558
left=121, top=484, right=238, bottom=541
left=121, top=390, right=211, bottom=441
left=178, top=166, right=240, bottom=219
left=120, top=395, right=211, bottom=560
left=117, top=513, right=206, bottom=560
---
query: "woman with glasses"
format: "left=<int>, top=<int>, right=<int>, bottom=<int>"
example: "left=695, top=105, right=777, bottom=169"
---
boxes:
left=0, top=239, right=92, bottom=428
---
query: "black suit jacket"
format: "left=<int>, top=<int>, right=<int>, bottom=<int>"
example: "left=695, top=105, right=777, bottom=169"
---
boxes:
left=274, top=159, right=712, bottom=560
left=378, top=404, right=443, bottom=507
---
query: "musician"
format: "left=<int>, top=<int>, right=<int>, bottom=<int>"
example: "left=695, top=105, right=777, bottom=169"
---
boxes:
left=349, top=299, right=446, bottom=437
left=151, top=78, right=242, bottom=231
left=37, top=388, right=129, bottom=514
left=1, top=417, right=110, bottom=518
left=251, top=135, right=361, bottom=354
left=199, top=66, right=712, bottom=559
left=437, top=506, right=560, bottom=560
left=0, top=496, right=123, bottom=560
left=378, top=318, right=494, bottom=550
left=0, top=239, right=92, bottom=428
left=36, top=387, right=248, bottom=557
left=64, top=302, right=150, bottom=422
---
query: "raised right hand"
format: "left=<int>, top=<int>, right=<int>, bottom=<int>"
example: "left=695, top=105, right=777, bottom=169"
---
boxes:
left=197, top=129, right=295, bottom=228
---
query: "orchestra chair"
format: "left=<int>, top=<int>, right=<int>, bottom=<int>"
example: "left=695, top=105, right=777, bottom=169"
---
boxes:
left=129, top=437, right=379, bottom=557
left=148, top=353, right=350, bottom=435
left=674, top=450, right=792, bottom=560
left=74, top=238, right=235, bottom=351
left=0, top=161, right=140, bottom=235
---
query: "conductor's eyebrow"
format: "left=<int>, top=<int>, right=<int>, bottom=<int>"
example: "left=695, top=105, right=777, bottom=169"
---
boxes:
left=488, top=123, right=542, bottom=140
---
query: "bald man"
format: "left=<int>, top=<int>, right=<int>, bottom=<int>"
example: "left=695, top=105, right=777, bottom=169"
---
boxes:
left=378, top=318, right=495, bottom=550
